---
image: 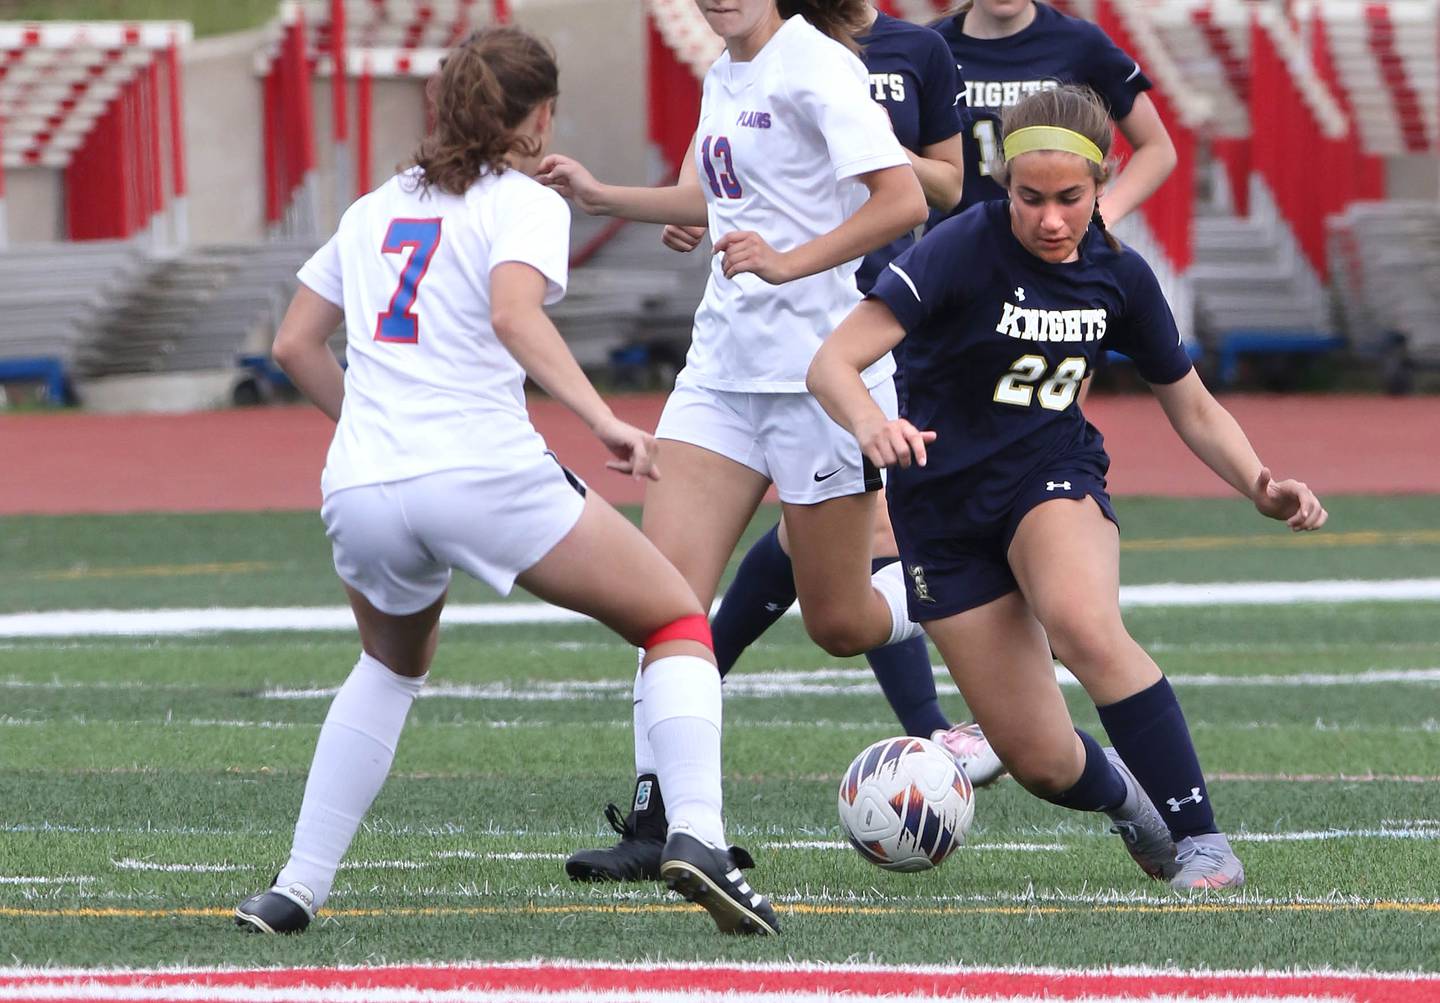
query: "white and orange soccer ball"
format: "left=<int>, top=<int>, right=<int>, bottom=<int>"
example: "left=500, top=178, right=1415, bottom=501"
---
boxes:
left=837, top=736, right=975, bottom=872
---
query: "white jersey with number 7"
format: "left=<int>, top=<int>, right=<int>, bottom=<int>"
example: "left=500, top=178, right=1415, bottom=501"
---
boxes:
left=297, top=166, right=571, bottom=496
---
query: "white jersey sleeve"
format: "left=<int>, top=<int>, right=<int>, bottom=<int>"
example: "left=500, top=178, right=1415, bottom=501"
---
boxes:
left=485, top=182, right=571, bottom=306
left=298, top=231, right=344, bottom=307
left=784, top=42, right=906, bottom=182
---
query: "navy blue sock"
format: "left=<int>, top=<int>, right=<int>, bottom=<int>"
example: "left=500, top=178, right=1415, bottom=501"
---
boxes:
left=713, top=524, right=797, bottom=677
left=1096, top=677, right=1218, bottom=838
left=1045, top=728, right=1127, bottom=812
left=865, top=559, right=949, bottom=737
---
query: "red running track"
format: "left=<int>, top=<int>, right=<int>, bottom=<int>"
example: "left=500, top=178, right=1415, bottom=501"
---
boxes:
left=0, top=394, right=1436, bottom=515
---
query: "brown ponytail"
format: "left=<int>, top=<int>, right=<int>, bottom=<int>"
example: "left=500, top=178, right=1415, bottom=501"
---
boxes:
left=777, top=0, right=870, bottom=53
left=410, top=26, right=558, bottom=196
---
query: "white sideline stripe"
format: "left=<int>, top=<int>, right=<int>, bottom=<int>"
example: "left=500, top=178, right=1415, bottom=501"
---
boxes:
left=0, top=989, right=1348, bottom=1003
left=257, top=666, right=1440, bottom=702
left=3, top=578, right=1439, bottom=637
left=0, top=876, right=91, bottom=885
left=4, top=958, right=1438, bottom=983
left=111, top=859, right=246, bottom=874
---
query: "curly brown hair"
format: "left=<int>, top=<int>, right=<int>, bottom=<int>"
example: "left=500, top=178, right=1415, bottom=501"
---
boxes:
left=410, top=26, right=558, bottom=197
left=778, top=0, right=870, bottom=53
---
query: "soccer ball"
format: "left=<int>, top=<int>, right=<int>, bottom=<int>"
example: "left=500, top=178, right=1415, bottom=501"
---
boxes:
left=837, top=736, right=974, bottom=872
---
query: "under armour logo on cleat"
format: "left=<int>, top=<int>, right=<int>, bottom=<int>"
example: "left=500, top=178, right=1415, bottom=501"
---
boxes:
left=1166, top=788, right=1204, bottom=812
left=1013, top=286, right=1026, bottom=302
left=1046, top=481, right=1071, bottom=492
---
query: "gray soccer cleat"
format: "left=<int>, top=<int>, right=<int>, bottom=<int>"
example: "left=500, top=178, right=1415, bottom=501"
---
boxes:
left=1102, top=748, right=1180, bottom=881
left=1170, top=834, right=1246, bottom=890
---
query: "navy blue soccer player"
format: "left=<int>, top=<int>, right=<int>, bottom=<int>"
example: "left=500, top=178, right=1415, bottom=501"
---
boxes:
left=934, top=0, right=1176, bottom=226
left=809, top=85, right=1327, bottom=890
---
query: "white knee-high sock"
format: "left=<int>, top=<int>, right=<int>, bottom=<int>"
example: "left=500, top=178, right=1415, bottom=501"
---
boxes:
left=276, top=652, right=426, bottom=908
left=632, top=650, right=656, bottom=776
left=872, top=561, right=924, bottom=646
left=642, top=654, right=723, bottom=846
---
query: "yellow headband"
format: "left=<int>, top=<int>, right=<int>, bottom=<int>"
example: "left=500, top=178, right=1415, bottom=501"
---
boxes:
left=1001, top=126, right=1103, bottom=166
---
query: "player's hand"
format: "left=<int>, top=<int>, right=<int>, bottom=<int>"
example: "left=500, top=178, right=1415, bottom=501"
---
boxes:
left=593, top=416, right=661, bottom=482
left=1252, top=467, right=1327, bottom=531
left=662, top=225, right=707, bottom=253
left=714, top=230, right=792, bottom=283
left=856, top=416, right=937, bottom=470
left=536, top=155, right=606, bottom=215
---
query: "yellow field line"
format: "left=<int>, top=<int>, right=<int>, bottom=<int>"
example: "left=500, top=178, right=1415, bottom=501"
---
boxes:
left=1121, top=529, right=1440, bottom=553
left=4, top=900, right=1437, bottom=921
left=34, top=562, right=278, bottom=582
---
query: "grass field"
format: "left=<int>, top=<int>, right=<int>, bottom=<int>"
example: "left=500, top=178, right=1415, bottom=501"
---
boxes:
left=0, top=0, right=276, bottom=37
left=2, top=496, right=1438, bottom=982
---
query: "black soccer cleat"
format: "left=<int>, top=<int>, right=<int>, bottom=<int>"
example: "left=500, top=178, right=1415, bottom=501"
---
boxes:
left=234, top=881, right=315, bottom=934
left=565, top=774, right=668, bottom=882
left=660, top=830, right=780, bottom=935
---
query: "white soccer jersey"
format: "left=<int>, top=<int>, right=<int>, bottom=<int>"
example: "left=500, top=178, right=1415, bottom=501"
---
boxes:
left=298, top=167, right=570, bottom=496
left=688, top=15, right=909, bottom=393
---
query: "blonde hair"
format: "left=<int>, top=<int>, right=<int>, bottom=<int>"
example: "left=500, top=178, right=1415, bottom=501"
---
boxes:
left=989, top=85, right=1122, bottom=251
left=410, top=27, right=558, bottom=196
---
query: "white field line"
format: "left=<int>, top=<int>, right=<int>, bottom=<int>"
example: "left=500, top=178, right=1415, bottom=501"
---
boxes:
left=0, top=876, right=92, bottom=885
left=254, top=666, right=1440, bottom=702
left=2, top=578, right=1439, bottom=638
left=110, top=860, right=246, bottom=874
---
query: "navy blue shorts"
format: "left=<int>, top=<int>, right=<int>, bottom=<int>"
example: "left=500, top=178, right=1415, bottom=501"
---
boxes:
left=891, top=464, right=1118, bottom=622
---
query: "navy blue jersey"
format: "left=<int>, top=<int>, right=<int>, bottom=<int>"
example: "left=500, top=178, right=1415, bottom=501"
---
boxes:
left=855, top=12, right=963, bottom=293
left=932, top=2, right=1152, bottom=220
left=869, top=200, right=1191, bottom=536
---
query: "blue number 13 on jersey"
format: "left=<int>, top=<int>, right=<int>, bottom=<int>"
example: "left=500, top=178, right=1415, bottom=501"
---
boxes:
left=375, top=217, right=443, bottom=343
left=700, top=135, right=743, bottom=200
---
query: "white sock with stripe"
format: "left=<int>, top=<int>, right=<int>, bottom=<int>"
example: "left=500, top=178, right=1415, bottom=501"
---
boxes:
left=873, top=561, right=924, bottom=646
left=631, top=651, right=657, bottom=776
left=641, top=654, right=724, bottom=847
left=276, top=651, right=426, bottom=909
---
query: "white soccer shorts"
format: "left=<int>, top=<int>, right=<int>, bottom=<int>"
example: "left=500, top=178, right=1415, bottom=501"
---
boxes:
left=655, top=370, right=895, bottom=505
left=321, top=455, right=587, bottom=615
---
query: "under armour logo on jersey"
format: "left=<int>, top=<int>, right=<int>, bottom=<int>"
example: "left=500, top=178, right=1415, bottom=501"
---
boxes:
left=633, top=779, right=653, bottom=812
left=1167, top=788, right=1205, bottom=812
left=909, top=565, right=936, bottom=604
left=1014, top=287, right=1026, bottom=302
left=1046, top=480, right=1071, bottom=492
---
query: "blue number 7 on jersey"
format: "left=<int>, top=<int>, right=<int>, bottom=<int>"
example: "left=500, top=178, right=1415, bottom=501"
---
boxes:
left=375, top=217, right=443, bottom=344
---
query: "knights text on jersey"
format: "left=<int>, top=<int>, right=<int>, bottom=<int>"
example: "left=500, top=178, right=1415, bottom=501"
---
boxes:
left=932, top=1, right=1153, bottom=218
left=686, top=15, right=909, bottom=393
left=298, top=167, right=570, bottom=495
left=868, top=200, right=1191, bottom=534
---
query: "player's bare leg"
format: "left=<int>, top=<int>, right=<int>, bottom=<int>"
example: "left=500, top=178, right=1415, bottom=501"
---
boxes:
left=923, top=592, right=1176, bottom=880
left=1009, top=496, right=1239, bottom=889
left=784, top=492, right=921, bottom=657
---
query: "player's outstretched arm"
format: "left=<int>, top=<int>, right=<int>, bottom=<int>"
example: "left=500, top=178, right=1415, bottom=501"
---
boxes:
left=536, top=153, right=708, bottom=227
left=1151, top=370, right=1327, bottom=531
left=491, top=262, right=659, bottom=481
left=808, top=298, right=936, bottom=470
left=272, top=285, right=346, bottom=422
left=1098, top=94, right=1176, bottom=225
